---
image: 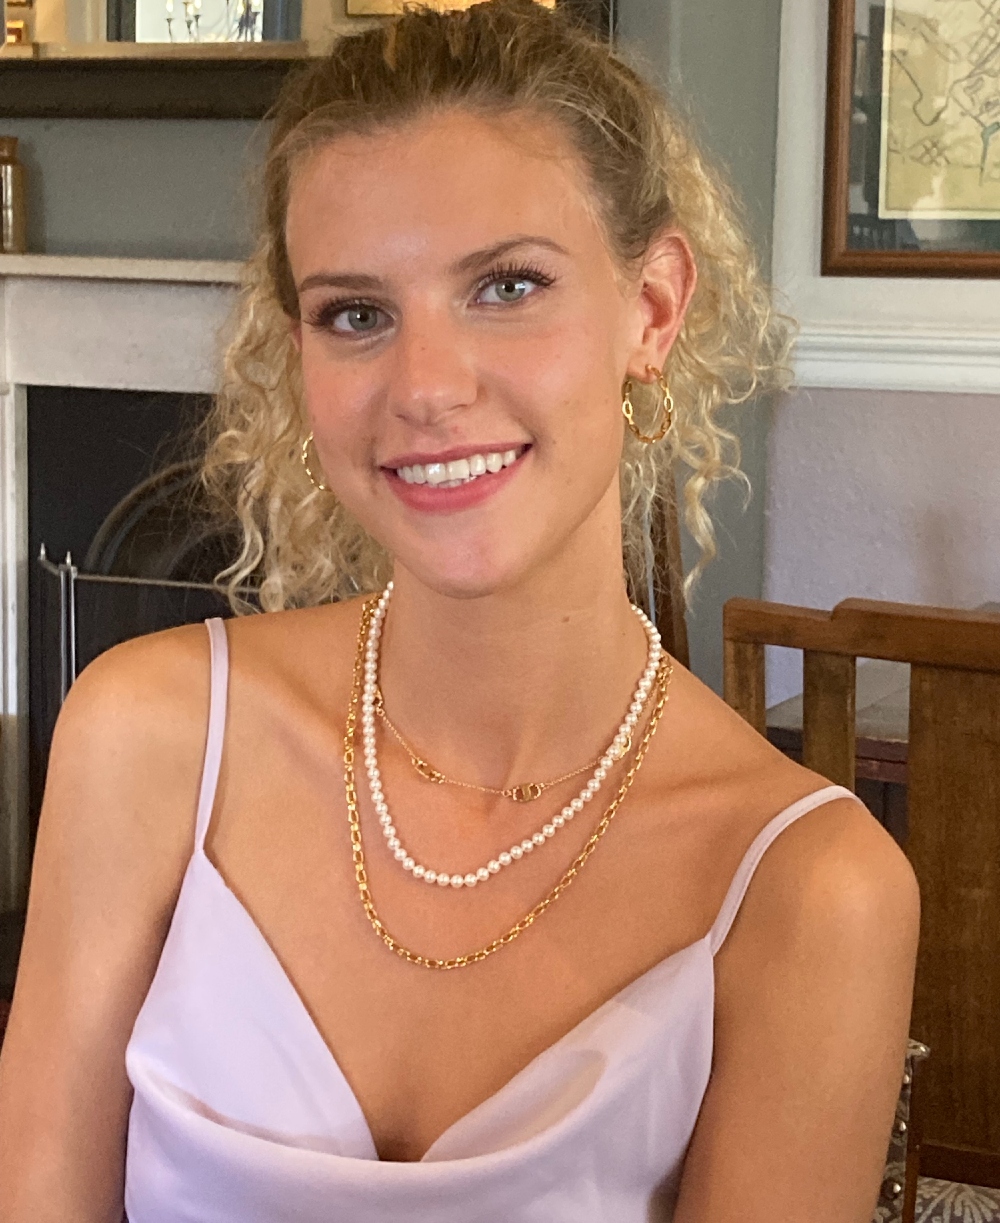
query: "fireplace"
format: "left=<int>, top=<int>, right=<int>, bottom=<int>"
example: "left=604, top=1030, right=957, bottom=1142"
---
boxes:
left=0, top=254, right=241, bottom=919
left=27, top=385, right=243, bottom=849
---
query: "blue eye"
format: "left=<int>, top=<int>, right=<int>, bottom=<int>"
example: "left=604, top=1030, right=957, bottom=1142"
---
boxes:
left=333, top=305, right=382, bottom=333
left=481, top=276, right=533, bottom=304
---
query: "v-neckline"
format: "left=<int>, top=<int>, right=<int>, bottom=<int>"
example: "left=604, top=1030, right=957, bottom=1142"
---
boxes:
left=191, top=844, right=712, bottom=1163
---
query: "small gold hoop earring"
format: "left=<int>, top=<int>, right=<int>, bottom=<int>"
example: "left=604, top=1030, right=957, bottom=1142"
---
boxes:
left=621, top=365, right=674, bottom=445
left=301, top=432, right=330, bottom=492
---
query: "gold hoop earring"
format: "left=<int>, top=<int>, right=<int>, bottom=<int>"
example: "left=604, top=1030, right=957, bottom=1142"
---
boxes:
left=301, top=432, right=330, bottom=492
left=621, top=365, right=674, bottom=445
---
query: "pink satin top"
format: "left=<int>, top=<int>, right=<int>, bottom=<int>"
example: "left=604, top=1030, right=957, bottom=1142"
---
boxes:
left=123, top=617, right=858, bottom=1221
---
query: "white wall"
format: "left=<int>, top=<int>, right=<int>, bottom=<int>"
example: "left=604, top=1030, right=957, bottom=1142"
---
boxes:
left=766, top=387, right=1000, bottom=702
left=766, top=0, right=1000, bottom=705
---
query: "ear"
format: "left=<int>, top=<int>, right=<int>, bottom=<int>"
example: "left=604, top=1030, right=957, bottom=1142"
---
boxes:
left=624, top=228, right=697, bottom=384
left=289, top=316, right=303, bottom=353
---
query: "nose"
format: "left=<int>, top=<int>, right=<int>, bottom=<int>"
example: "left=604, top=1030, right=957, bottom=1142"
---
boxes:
left=386, top=309, right=479, bottom=430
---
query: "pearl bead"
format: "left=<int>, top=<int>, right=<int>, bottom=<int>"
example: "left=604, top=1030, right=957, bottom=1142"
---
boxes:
left=362, top=585, right=662, bottom=892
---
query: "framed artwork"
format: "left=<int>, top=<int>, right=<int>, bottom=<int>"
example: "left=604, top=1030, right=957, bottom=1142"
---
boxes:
left=823, top=0, right=1000, bottom=277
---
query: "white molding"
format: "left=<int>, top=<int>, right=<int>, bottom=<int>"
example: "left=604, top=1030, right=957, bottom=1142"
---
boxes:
left=773, top=0, right=1000, bottom=394
left=0, top=254, right=243, bottom=285
left=4, top=275, right=236, bottom=393
left=794, top=324, right=1000, bottom=394
left=0, top=274, right=28, bottom=913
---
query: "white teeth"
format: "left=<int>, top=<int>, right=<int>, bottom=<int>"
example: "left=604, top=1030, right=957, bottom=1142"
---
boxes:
left=396, top=448, right=524, bottom=486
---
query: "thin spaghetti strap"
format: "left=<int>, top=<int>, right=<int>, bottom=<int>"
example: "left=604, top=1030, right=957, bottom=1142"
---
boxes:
left=708, top=784, right=860, bottom=955
left=193, top=617, right=230, bottom=854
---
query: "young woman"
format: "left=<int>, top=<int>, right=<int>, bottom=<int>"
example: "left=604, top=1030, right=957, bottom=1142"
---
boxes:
left=0, top=3, right=919, bottom=1220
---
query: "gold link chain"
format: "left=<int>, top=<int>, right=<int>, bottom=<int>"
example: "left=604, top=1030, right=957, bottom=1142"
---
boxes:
left=343, top=597, right=674, bottom=970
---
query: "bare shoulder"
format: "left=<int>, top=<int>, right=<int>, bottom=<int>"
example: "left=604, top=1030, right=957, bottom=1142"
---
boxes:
left=37, top=620, right=218, bottom=923
left=731, top=787, right=920, bottom=968
left=669, top=674, right=921, bottom=1221
left=655, top=657, right=919, bottom=954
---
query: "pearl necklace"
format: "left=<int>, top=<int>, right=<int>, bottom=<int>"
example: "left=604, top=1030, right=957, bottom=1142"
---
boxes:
left=360, top=582, right=663, bottom=889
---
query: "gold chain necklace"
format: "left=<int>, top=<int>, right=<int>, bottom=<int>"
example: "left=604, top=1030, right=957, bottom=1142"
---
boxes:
left=344, top=597, right=673, bottom=970
left=373, top=686, right=616, bottom=803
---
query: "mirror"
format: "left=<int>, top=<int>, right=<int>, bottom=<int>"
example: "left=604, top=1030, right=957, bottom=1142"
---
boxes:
left=2, top=0, right=557, bottom=56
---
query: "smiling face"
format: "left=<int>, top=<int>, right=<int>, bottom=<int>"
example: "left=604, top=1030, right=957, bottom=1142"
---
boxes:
left=286, top=106, right=672, bottom=601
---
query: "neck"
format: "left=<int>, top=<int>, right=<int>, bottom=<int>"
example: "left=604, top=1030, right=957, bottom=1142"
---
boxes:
left=375, top=526, right=651, bottom=791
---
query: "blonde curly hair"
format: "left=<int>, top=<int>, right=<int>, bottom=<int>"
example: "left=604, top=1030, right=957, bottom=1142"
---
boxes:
left=202, top=0, right=790, bottom=613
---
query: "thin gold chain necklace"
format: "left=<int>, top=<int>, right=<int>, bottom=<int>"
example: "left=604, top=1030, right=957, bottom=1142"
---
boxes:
left=344, top=597, right=673, bottom=970
left=372, top=688, right=612, bottom=802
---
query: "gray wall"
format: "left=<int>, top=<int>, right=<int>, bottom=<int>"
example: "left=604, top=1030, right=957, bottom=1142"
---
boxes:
left=4, top=118, right=263, bottom=259
left=618, top=0, right=783, bottom=692
left=6, top=0, right=783, bottom=689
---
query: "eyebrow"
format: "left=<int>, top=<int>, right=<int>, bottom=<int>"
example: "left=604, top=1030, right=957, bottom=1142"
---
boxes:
left=295, top=235, right=570, bottom=295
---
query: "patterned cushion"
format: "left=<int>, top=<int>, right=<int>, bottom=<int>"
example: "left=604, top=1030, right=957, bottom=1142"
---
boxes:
left=914, top=1177, right=1000, bottom=1222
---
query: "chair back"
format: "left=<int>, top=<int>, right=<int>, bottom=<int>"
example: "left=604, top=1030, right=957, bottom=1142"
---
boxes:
left=627, top=473, right=689, bottom=669
left=723, top=598, right=1000, bottom=1187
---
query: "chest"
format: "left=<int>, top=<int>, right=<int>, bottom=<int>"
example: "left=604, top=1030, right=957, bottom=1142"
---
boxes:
left=203, top=720, right=746, bottom=1160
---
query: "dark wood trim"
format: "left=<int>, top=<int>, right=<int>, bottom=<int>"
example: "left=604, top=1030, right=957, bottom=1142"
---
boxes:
left=820, top=0, right=853, bottom=277
left=919, top=1141, right=1000, bottom=1191
left=0, top=56, right=303, bottom=119
left=820, top=0, right=1000, bottom=279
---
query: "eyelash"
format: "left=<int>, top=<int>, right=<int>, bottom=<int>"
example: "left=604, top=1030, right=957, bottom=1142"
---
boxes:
left=304, top=260, right=556, bottom=335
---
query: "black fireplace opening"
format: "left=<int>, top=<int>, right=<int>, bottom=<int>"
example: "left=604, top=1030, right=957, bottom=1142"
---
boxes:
left=27, top=385, right=244, bottom=845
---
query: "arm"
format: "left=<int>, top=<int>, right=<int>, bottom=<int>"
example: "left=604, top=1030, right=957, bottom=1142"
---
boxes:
left=674, top=797, right=921, bottom=1223
left=0, top=627, right=210, bottom=1223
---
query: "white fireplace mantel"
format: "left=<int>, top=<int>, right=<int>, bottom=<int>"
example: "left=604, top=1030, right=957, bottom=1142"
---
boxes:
left=0, top=254, right=241, bottom=913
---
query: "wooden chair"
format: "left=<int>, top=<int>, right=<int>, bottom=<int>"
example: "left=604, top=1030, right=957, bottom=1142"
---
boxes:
left=627, top=472, right=690, bottom=670
left=723, top=597, right=1000, bottom=1218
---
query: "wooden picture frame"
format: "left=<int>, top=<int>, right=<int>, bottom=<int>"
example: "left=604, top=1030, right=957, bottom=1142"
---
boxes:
left=822, top=0, right=1000, bottom=278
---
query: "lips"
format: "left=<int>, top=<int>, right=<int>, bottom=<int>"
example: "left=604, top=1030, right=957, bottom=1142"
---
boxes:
left=382, top=444, right=530, bottom=512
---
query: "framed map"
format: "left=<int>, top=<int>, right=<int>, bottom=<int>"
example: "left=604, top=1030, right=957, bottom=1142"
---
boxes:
left=822, top=0, right=1000, bottom=276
